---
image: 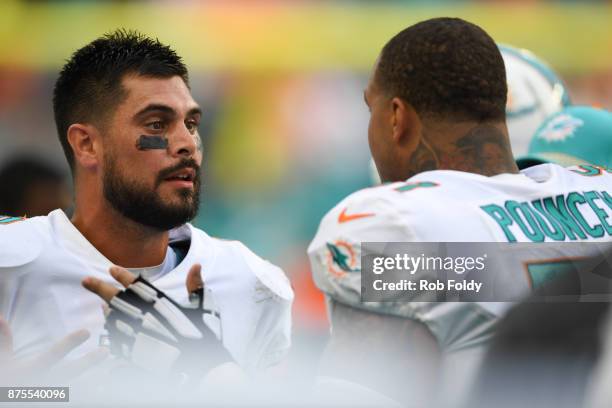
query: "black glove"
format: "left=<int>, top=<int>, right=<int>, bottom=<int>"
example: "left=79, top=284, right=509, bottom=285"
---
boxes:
left=103, top=275, right=232, bottom=382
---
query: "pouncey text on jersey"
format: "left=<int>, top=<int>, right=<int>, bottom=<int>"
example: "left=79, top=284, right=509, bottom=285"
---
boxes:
left=308, top=163, right=612, bottom=354
left=482, top=190, right=612, bottom=242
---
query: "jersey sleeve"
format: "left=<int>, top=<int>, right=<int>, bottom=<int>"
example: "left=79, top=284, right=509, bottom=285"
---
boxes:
left=307, top=188, right=499, bottom=352
left=307, top=188, right=415, bottom=311
left=0, top=218, right=43, bottom=269
left=0, top=218, right=45, bottom=324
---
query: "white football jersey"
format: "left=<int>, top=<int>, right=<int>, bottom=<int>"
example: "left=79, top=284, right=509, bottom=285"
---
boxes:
left=309, top=163, right=612, bottom=352
left=0, top=209, right=293, bottom=371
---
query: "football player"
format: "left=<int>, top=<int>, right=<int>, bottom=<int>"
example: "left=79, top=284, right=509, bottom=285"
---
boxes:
left=0, top=30, right=293, bottom=380
left=308, top=18, right=612, bottom=405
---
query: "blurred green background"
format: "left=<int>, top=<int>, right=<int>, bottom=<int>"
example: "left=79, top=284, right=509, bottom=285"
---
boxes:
left=1, top=0, right=612, bottom=333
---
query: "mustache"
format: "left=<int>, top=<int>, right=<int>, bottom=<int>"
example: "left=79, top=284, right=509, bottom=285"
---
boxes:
left=156, top=159, right=201, bottom=186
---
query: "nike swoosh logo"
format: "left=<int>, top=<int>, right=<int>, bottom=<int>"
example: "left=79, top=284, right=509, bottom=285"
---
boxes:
left=338, top=208, right=375, bottom=224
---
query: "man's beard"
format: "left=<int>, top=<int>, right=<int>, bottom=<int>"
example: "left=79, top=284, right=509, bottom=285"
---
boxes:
left=103, top=156, right=201, bottom=231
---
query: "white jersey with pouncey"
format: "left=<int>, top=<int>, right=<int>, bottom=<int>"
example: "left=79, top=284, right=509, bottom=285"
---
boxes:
left=0, top=209, right=293, bottom=372
left=308, top=163, right=612, bottom=352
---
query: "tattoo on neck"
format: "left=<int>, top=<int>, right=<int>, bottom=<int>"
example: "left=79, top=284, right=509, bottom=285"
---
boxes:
left=136, top=135, right=168, bottom=150
left=442, top=125, right=516, bottom=176
left=406, top=138, right=439, bottom=178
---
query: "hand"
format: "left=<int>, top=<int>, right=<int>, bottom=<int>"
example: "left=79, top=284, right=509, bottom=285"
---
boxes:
left=82, top=263, right=205, bottom=303
left=82, top=264, right=230, bottom=382
left=0, top=316, right=108, bottom=385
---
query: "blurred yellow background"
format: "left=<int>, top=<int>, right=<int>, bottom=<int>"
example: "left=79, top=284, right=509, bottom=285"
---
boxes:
left=2, top=1, right=612, bottom=72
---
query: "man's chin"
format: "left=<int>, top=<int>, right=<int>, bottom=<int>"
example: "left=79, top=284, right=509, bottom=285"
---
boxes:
left=161, top=195, right=197, bottom=211
left=140, top=209, right=197, bottom=231
left=159, top=185, right=197, bottom=200
left=126, top=198, right=198, bottom=231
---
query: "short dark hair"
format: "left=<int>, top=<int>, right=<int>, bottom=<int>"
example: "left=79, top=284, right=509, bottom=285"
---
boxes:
left=53, top=29, right=189, bottom=171
left=375, top=17, right=507, bottom=122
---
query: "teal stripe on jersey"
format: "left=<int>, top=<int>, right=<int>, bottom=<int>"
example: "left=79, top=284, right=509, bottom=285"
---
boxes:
left=0, top=216, right=24, bottom=224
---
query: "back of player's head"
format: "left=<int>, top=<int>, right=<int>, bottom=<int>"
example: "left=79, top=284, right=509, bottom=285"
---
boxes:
left=53, top=29, right=189, bottom=172
left=375, top=17, right=507, bottom=122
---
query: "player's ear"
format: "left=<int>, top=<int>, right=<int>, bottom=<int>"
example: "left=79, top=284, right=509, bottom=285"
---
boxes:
left=391, top=97, right=422, bottom=150
left=67, top=123, right=100, bottom=171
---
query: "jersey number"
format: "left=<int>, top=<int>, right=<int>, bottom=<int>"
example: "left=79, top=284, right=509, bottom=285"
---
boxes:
left=525, top=257, right=586, bottom=289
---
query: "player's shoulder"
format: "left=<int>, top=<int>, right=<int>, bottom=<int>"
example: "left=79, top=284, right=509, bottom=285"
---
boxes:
left=308, top=180, right=441, bottom=285
left=0, top=215, right=51, bottom=268
left=341, top=176, right=447, bottom=204
left=189, top=226, right=293, bottom=302
left=221, top=240, right=294, bottom=302
left=316, top=171, right=480, bottom=233
left=523, top=163, right=612, bottom=193
left=563, top=164, right=612, bottom=183
left=336, top=170, right=490, bottom=207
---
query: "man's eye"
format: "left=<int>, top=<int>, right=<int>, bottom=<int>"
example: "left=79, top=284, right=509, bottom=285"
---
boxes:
left=186, top=120, right=199, bottom=134
left=147, top=121, right=165, bottom=130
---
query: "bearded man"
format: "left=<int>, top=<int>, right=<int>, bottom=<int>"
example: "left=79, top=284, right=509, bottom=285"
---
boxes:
left=0, top=30, right=293, bottom=378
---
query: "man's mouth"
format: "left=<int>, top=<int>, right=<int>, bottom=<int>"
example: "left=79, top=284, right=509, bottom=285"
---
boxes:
left=163, top=168, right=197, bottom=188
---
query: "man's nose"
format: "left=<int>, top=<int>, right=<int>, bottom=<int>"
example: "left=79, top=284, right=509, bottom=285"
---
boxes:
left=169, top=125, right=198, bottom=158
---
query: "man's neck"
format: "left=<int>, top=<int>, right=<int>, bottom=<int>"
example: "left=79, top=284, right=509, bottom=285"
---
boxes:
left=419, top=121, right=519, bottom=177
left=71, top=201, right=169, bottom=268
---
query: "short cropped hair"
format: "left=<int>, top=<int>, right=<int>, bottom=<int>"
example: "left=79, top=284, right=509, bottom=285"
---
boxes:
left=53, top=29, right=189, bottom=171
left=375, top=17, right=507, bottom=122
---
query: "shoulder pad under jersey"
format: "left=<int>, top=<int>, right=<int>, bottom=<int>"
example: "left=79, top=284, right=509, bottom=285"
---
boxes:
left=188, top=225, right=293, bottom=303
left=0, top=216, right=47, bottom=268
left=216, top=238, right=294, bottom=302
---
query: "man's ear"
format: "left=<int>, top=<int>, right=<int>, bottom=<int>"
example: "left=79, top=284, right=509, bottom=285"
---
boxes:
left=390, top=97, right=422, bottom=151
left=67, top=123, right=100, bottom=171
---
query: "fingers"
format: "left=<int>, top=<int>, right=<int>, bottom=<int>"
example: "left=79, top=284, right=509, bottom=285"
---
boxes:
left=0, top=315, right=13, bottom=356
left=82, top=277, right=121, bottom=303
left=22, top=329, right=90, bottom=372
left=82, top=266, right=136, bottom=303
left=186, top=263, right=203, bottom=294
left=109, top=266, right=138, bottom=288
